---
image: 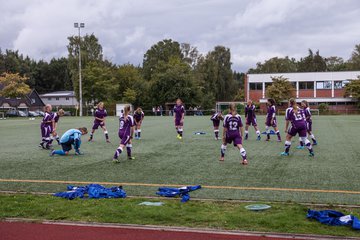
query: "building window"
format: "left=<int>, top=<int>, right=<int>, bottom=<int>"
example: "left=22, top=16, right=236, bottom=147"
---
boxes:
left=316, top=81, right=332, bottom=89
left=48, top=97, right=52, bottom=100
left=334, top=80, right=350, bottom=89
left=299, top=81, right=314, bottom=90
left=56, top=97, right=59, bottom=101
left=66, top=97, right=70, bottom=100
left=249, top=83, right=263, bottom=90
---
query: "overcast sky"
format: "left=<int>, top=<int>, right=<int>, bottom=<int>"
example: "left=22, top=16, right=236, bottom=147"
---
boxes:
left=1, top=0, right=360, bottom=71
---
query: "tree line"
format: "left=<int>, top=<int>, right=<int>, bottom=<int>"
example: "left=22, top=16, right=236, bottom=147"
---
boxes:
left=1, top=35, right=360, bottom=110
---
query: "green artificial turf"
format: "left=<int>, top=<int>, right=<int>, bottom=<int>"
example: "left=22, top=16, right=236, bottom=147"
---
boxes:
left=0, top=115, right=360, bottom=204
left=0, top=193, right=360, bottom=237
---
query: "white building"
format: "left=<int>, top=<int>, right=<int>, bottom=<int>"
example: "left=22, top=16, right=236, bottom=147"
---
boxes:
left=40, top=91, right=78, bottom=108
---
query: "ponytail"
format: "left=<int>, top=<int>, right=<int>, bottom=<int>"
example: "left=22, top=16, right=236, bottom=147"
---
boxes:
left=124, top=105, right=131, bottom=120
left=229, top=103, right=237, bottom=116
left=289, top=98, right=298, bottom=114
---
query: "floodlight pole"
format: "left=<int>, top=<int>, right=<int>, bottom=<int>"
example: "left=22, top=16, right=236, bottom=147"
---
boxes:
left=74, top=22, right=85, bottom=116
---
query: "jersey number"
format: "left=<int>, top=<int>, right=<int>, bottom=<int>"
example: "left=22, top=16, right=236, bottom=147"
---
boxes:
left=229, top=121, right=238, bottom=131
left=119, top=121, right=124, bottom=130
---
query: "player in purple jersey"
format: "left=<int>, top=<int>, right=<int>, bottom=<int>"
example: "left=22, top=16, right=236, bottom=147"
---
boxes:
left=210, top=111, right=223, bottom=140
left=49, top=109, right=64, bottom=146
left=244, top=100, right=261, bottom=141
left=297, top=100, right=317, bottom=149
left=39, top=104, right=53, bottom=149
left=173, top=98, right=185, bottom=140
left=113, top=105, right=135, bottom=163
left=133, top=108, right=144, bottom=140
left=265, top=99, right=281, bottom=142
left=89, top=102, right=110, bottom=143
left=281, top=99, right=314, bottom=157
left=220, top=103, right=248, bottom=165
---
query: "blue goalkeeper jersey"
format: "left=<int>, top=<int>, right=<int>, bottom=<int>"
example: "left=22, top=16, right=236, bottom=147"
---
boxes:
left=60, top=129, right=82, bottom=144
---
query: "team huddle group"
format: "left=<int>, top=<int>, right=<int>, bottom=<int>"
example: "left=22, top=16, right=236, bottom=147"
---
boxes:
left=39, top=97, right=317, bottom=164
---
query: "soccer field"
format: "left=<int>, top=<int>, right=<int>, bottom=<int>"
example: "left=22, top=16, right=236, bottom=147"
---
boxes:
left=0, top=115, right=360, bottom=205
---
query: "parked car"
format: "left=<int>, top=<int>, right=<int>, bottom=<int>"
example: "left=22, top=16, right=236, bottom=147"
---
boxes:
left=35, top=110, right=45, bottom=116
left=5, top=109, right=27, bottom=117
left=28, top=111, right=40, bottom=117
left=63, top=111, right=72, bottom=116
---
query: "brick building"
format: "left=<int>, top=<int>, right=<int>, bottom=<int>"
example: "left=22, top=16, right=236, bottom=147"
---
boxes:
left=245, top=71, right=360, bottom=113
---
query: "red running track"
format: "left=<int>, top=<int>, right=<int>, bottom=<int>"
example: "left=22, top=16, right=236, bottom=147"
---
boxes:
left=0, top=221, right=308, bottom=240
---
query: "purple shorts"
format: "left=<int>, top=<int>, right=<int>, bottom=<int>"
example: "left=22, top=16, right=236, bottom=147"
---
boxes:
left=306, top=120, right=312, bottom=132
left=265, top=117, right=277, bottom=128
left=175, top=119, right=183, bottom=127
left=288, top=125, right=307, bottom=137
left=225, top=132, right=242, bottom=146
left=212, top=120, right=220, bottom=128
left=41, top=125, right=51, bottom=138
left=246, top=117, right=257, bottom=126
left=92, top=121, right=105, bottom=130
left=118, top=131, right=131, bottom=145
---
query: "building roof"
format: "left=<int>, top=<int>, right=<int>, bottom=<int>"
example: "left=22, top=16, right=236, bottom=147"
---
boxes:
left=40, top=91, right=76, bottom=97
left=247, top=71, right=360, bottom=83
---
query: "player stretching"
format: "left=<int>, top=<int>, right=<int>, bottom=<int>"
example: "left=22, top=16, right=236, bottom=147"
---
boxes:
left=49, top=109, right=64, bottom=146
left=89, top=102, right=110, bottom=143
left=113, top=105, right=135, bottom=163
left=39, top=104, right=53, bottom=150
left=220, top=103, right=248, bottom=165
left=265, top=99, right=281, bottom=142
left=281, top=98, right=314, bottom=157
left=173, top=98, right=185, bottom=140
left=210, top=110, right=223, bottom=140
left=297, top=100, right=317, bottom=149
left=244, top=100, right=261, bottom=140
left=134, top=108, right=144, bottom=139
left=50, top=127, right=88, bottom=156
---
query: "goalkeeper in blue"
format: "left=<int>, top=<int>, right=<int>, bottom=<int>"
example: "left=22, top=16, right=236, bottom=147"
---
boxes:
left=50, top=127, right=88, bottom=156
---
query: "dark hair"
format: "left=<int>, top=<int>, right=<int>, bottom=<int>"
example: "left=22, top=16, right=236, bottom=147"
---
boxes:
left=301, top=100, right=309, bottom=108
left=268, top=99, right=275, bottom=106
left=79, top=127, right=88, bottom=134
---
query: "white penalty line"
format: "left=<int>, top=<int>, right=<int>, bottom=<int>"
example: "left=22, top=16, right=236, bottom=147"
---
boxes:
left=0, top=178, right=360, bottom=195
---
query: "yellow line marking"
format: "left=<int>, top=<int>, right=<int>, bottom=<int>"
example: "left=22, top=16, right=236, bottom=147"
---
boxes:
left=0, top=178, right=359, bottom=195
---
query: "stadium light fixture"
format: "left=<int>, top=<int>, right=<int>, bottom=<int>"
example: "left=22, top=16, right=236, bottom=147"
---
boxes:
left=74, top=22, right=85, bottom=116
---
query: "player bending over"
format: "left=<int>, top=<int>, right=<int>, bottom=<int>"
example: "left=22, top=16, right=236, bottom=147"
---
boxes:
left=210, top=110, right=223, bottom=140
left=113, top=105, right=135, bottom=163
left=89, top=102, right=110, bottom=143
left=173, top=98, right=185, bottom=140
left=244, top=100, right=261, bottom=140
left=265, top=98, right=281, bottom=142
left=133, top=108, right=144, bottom=139
left=281, top=98, right=314, bottom=157
left=39, top=104, right=53, bottom=150
left=49, top=109, right=64, bottom=146
left=297, top=100, right=317, bottom=149
left=50, top=127, right=88, bottom=156
left=220, top=103, right=248, bottom=165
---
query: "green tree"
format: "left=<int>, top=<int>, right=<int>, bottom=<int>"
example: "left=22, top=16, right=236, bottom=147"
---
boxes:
left=122, top=88, right=137, bottom=104
left=150, top=57, right=200, bottom=106
left=298, top=49, right=327, bottom=72
left=143, top=39, right=183, bottom=80
left=82, top=61, right=115, bottom=104
left=0, top=73, right=31, bottom=98
left=348, top=44, right=360, bottom=70
left=67, top=33, right=104, bottom=101
left=181, top=43, right=201, bottom=69
left=325, top=56, right=349, bottom=71
left=248, top=57, right=297, bottom=73
left=344, top=78, right=360, bottom=106
left=266, top=76, right=295, bottom=104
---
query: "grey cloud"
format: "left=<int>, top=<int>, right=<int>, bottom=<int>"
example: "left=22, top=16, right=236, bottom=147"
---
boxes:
left=1, top=0, right=360, bottom=71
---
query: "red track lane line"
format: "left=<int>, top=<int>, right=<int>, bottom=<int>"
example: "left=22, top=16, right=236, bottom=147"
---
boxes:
left=0, top=222, right=307, bottom=240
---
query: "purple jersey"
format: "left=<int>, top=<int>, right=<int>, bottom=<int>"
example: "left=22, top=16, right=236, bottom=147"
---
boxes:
left=266, top=105, right=277, bottom=127
left=133, top=111, right=144, bottom=122
left=118, top=115, right=135, bottom=137
left=174, top=105, right=185, bottom=121
left=211, top=112, right=222, bottom=127
left=223, top=113, right=243, bottom=146
left=245, top=104, right=256, bottom=120
left=285, top=107, right=307, bottom=129
left=304, top=107, right=312, bottom=122
left=52, top=112, right=60, bottom=123
left=41, top=112, right=52, bottom=127
left=94, top=108, right=107, bottom=123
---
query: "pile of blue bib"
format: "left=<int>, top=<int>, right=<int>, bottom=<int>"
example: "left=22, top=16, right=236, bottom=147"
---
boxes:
left=156, top=185, right=201, bottom=202
left=307, top=209, right=360, bottom=230
left=54, top=184, right=127, bottom=200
